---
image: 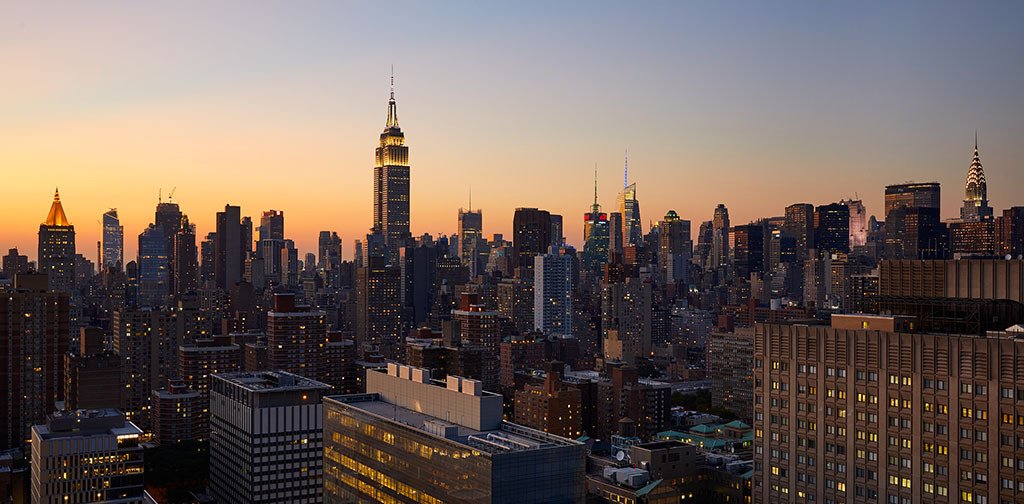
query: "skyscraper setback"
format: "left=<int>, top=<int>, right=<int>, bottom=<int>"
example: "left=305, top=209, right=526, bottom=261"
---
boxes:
left=373, top=73, right=411, bottom=260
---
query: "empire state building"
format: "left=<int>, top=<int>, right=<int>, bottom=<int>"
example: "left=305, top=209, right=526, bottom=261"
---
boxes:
left=373, top=75, right=411, bottom=256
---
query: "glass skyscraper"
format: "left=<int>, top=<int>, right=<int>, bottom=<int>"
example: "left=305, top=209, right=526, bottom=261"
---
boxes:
left=102, top=208, right=123, bottom=271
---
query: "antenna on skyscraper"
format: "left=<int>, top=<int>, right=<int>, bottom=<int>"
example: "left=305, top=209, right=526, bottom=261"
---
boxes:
left=390, top=64, right=395, bottom=101
left=624, top=148, right=628, bottom=189
left=594, top=163, right=599, bottom=207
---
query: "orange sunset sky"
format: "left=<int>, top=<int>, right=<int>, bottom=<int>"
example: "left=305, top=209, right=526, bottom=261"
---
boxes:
left=2, top=2, right=1023, bottom=262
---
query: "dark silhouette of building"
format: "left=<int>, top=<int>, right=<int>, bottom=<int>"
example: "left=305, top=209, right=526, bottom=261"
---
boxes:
left=813, top=203, right=850, bottom=256
left=64, top=327, right=120, bottom=411
left=513, top=207, right=553, bottom=269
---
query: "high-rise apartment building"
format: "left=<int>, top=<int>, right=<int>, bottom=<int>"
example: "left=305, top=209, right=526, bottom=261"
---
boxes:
left=267, top=293, right=327, bottom=379
left=534, top=251, right=574, bottom=337
left=178, top=334, right=240, bottom=440
left=323, top=364, right=586, bottom=503
left=550, top=213, right=564, bottom=248
left=173, top=216, right=198, bottom=296
left=102, top=208, right=124, bottom=271
left=513, top=207, right=553, bottom=269
left=2, top=248, right=29, bottom=279
left=452, top=293, right=502, bottom=391
left=151, top=379, right=202, bottom=445
left=0, top=274, right=69, bottom=450
left=209, top=371, right=329, bottom=504
left=355, top=257, right=403, bottom=359
left=373, top=74, right=411, bottom=260
left=753, top=315, right=1024, bottom=504
left=38, top=189, right=76, bottom=294
left=514, top=361, right=583, bottom=439
left=709, top=328, right=753, bottom=418
left=31, top=409, right=144, bottom=504
left=601, top=276, right=653, bottom=364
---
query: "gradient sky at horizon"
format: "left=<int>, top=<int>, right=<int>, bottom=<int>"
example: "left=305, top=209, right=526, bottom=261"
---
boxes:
left=2, top=1, right=1023, bottom=263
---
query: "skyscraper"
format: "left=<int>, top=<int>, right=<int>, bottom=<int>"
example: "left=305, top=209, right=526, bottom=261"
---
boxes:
left=215, top=204, right=244, bottom=291
left=844, top=198, right=867, bottom=248
left=658, top=210, right=691, bottom=285
left=258, top=210, right=285, bottom=284
left=534, top=251, right=574, bottom=337
left=583, top=171, right=609, bottom=273
left=784, top=203, right=814, bottom=259
left=137, top=224, right=169, bottom=308
left=960, top=134, right=993, bottom=222
left=732, top=223, right=764, bottom=278
left=38, top=188, right=76, bottom=294
left=813, top=202, right=850, bottom=255
left=513, top=207, right=552, bottom=269
left=550, top=213, right=564, bottom=248
left=618, top=151, right=643, bottom=247
left=373, top=72, right=411, bottom=260
left=173, top=216, right=198, bottom=296
left=995, top=207, right=1024, bottom=257
left=883, top=182, right=940, bottom=220
left=458, top=205, right=483, bottom=267
left=711, top=204, right=730, bottom=268
left=102, top=208, right=123, bottom=272
left=451, top=293, right=502, bottom=391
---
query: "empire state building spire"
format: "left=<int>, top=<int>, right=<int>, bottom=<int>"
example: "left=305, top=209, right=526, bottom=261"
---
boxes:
left=386, top=66, right=399, bottom=129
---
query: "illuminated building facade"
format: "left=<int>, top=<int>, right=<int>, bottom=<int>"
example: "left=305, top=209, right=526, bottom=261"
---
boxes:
left=373, top=74, right=411, bottom=260
left=883, top=182, right=940, bottom=220
left=323, top=365, right=585, bottom=504
left=712, top=204, right=731, bottom=268
left=784, top=203, right=815, bottom=259
left=267, top=293, right=327, bottom=379
left=845, top=199, right=867, bottom=248
left=0, top=274, right=69, bottom=450
left=138, top=223, right=169, bottom=308
left=452, top=293, right=502, bottom=391
left=513, top=361, right=582, bottom=439
left=38, top=188, right=76, bottom=294
left=459, top=206, right=483, bottom=266
left=960, top=136, right=993, bottom=222
left=814, top=203, right=850, bottom=256
left=30, top=409, right=144, bottom=504
left=151, top=379, right=202, bottom=445
left=209, top=371, right=329, bottom=504
left=995, top=207, right=1024, bottom=257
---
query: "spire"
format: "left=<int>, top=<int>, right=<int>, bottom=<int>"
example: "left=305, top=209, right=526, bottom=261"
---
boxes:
left=594, top=164, right=598, bottom=207
left=385, top=66, right=399, bottom=129
left=624, top=149, right=628, bottom=189
left=965, top=131, right=986, bottom=202
left=44, top=187, right=71, bottom=226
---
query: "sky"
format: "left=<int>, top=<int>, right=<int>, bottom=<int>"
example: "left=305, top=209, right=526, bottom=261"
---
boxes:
left=2, top=1, right=1023, bottom=263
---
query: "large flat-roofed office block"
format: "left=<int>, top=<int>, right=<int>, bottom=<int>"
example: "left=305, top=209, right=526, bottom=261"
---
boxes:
left=324, top=363, right=585, bottom=503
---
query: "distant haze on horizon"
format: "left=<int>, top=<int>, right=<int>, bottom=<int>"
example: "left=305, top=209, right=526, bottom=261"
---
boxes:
left=2, top=1, right=1023, bottom=262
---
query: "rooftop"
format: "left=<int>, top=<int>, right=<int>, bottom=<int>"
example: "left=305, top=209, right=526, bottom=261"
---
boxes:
left=328, top=393, right=578, bottom=455
left=215, top=371, right=331, bottom=392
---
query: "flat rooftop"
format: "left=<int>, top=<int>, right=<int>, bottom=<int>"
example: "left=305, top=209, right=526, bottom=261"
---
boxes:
left=216, top=371, right=330, bottom=392
left=330, top=393, right=578, bottom=455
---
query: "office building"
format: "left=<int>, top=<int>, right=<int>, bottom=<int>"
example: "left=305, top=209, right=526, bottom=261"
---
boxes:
left=102, top=208, right=124, bottom=271
left=0, top=274, right=69, bottom=450
left=659, top=210, right=691, bottom=285
left=137, top=224, right=169, bottom=307
left=619, top=161, right=643, bottom=247
left=885, top=206, right=948, bottom=260
left=209, top=371, right=329, bottom=504
left=949, top=219, right=996, bottom=256
left=712, top=204, right=731, bottom=269
left=513, top=207, right=553, bottom=269
left=497, top=277, right=534, bottom=334
left=459, top=206, right=483, bottom=266
left=200, top=232, right=216, bottom=287
left=64, top=327, right=120, bottom=411
left=883, top=182, right=940, bottom=220
left=550, top=213, right=564, bottom=248
left=534, top=251, right=574, bottom=337
left=178, top=334, right=241, bottom=440
left=373, top=74, right=412, bottom=260
left=733, top=223, right=764, bottom=278
left=877, top=259, right=1024, bottom=304
left=38, top=189, right=76, bottom=294
left=784, top=203, right=815, bottom=259
left=323, top=364, right=586, bottom=503
left=814, top=203, right=850, bottom=255
left=151, top=379, right=202, bottom=445
left=172, top=216, right=198, bottom=296
left=709, top=329, right=753, bottom=418
left=845, top=199, right=868, bottom=248
left=30, top=409, right=144, bottom=504
left=753, top=315, right=1024, bottom=504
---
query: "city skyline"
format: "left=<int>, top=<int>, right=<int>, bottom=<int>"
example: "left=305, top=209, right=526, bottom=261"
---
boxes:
left=3, top=1, right=1023, bottom=261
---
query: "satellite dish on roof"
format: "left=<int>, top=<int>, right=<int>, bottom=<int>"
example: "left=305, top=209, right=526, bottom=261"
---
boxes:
left=615, top=450, right=625, bottom=462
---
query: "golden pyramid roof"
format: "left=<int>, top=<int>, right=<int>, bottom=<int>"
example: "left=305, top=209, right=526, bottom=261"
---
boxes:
left=44, top=188, right=71, bottom=226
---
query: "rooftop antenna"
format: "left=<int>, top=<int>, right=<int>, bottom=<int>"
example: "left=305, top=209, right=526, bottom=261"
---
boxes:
left=594, top=163, right=599, bottom=208
left=975, top=128, right=978, bottom=149
left=158, top=188, right=162, bottom=203
left=168, top=187, right=176, bottom=203
left=390, top=64, right=395, bottom=101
